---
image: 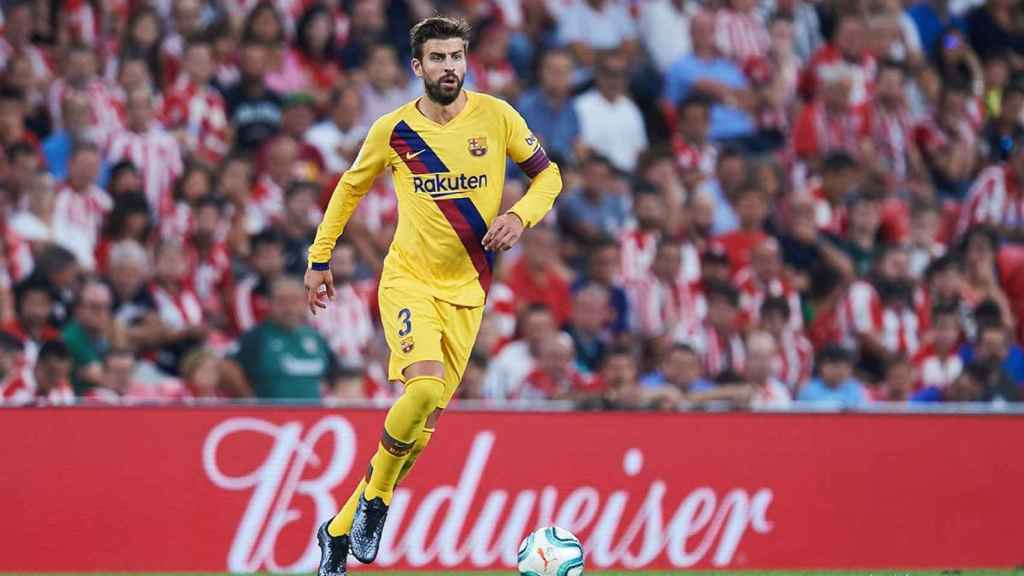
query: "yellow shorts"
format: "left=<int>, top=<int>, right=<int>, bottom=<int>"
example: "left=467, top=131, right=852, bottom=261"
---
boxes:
left=378, top=283, right=484, bottom=408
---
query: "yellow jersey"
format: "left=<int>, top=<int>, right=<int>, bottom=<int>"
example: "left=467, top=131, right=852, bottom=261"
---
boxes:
left=308, top=90, right=562, bottom=307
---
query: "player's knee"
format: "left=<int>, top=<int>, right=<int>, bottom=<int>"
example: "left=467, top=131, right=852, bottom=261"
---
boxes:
left=403, top=375, right=446, bottom=413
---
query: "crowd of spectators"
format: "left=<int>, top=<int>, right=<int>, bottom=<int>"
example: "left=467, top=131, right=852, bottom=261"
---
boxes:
left=0, top=0, right=1023, bottom=410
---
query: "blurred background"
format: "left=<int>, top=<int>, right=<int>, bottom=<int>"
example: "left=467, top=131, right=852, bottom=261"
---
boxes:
left=0, top=0, right=1023, bottom=412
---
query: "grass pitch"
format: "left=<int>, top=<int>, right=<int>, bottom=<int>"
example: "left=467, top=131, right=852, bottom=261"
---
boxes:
left=4, top=565, right=1019, bottom=569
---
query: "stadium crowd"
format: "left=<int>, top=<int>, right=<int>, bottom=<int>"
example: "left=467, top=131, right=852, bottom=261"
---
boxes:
left=0, top=0, right=1022, bottom=409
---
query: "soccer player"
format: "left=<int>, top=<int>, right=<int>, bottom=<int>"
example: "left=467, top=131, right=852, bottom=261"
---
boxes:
left=304, top=16, right=562, bottom=576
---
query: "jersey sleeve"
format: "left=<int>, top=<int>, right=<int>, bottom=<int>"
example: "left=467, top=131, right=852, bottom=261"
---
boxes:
left=502, top=102, right=562, bottom=228
left=307, top=116, right=392, bottom=268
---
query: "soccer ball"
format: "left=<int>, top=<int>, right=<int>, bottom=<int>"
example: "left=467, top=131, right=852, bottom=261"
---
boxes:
left=516, top=526, right=585, bottom=576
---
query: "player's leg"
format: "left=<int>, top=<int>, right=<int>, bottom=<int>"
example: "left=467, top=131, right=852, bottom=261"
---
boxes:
left=322, top=286, right=445, bottom=569
left=348, top=359, right=445, bottom=563
left=391, top=302, right=484, bottom=484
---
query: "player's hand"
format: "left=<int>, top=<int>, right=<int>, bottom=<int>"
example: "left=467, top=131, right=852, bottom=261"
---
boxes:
left=304, top=268, right=335, bottom=315
left=482, top=212, right=524, bottom=252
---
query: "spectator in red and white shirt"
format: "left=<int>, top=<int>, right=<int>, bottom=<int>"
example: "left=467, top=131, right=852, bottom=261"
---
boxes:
left=0, top=1, right=52, bottom=86
left=233, top=230, right=286, bottom=333
left=808, top=151, right=861, bottom=236
left=628, top=239, right=704, bottom=344
left=1, top=339, right=74, bottom=405
left=161, top=162, right=215, bottom=241
left=735, top=237, right=803, bottom=331
left=672, top=95, right=718, bottom=192
left=867, top=60, right=924, bottom=186
left=759, top=295, right=813, bottom=392
left=150, top=239, right=207, bottom=375
left=957, top=133, right=1024, bottom=242
left=0, top=330, right=23, bottom=384
left=468, top=22, right=520, bottom=102
left=715, top=0, right=770, bottom=66
left=0, top=86, right=40, bottom=151
left=907, top=199, right=945, bottom=279
left=3, top=278, right=60, bottom=365
left=793, top=65, right=871, bottom=165
left=520, top=331, right=602, bottom=401
left=53, top=143, right=112, bottom=270
left=248, top=135, right=299, bottom=233
left=310, top=239, right=374, bottom=371
left=685, top=278, right=745, bottom=379
left=913, top=303, right=964, bottom=391
left=619, top=188, right=665, bottom=284
left=841, top=245, right=927, bottom=377
left=305, top=85, right=368, bottom=176
left=744, top=330, right=793, bottom=409
left=107, top=86, right=184, bottom=219
left=158, top=0, right=204, bottom=88
left=713, top=183, right=768, bottom=272
left=504, top=226, right=573, bottom=327
left=914, top=80, right=979, bottom=199
left=799, top=12, right=876, bottom=108
left=47, top=44, right=120, bottom=145
left=483, top=304, right=559, bottom=401
left=161, top=38, right=230, bottom=165
left=186, top=197, right=234, bottom=324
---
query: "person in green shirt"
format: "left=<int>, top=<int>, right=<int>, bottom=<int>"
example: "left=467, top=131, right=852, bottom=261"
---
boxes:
left=227, top=277, right=342, bottom=400
left=61, top=279, right=113, bottom=394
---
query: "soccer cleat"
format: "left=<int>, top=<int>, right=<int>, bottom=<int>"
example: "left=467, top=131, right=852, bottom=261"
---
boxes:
left=316, top=521, right=349, bottom=576
left=349, top=495, right=389, bottom=563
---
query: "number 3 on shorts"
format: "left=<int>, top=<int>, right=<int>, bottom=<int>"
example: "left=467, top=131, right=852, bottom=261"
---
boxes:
left=397, top=308, right=412, bottom=337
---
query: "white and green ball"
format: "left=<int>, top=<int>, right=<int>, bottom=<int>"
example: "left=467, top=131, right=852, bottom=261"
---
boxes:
left=516, top=526, right=585, bottom=576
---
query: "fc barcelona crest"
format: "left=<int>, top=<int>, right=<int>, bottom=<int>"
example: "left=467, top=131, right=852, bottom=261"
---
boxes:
left=468, top=137, right=488, bottom=157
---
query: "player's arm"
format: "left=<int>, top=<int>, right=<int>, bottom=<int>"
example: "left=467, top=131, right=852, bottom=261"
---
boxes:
left=482, top=103, right=563, bottom=251
left=305, top=117, right=391, bottom=313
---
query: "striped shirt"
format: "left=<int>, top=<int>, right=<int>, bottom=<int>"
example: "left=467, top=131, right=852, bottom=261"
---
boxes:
left=106, top=124, right=184, bottom=219
left=957, top=164, right=1023, bottom=237
left=715, top=9, right=770, bottom=64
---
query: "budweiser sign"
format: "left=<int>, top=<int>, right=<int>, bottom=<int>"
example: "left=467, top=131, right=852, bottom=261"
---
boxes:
left=202, top=416, right=775, bottom=572
left=2, top=408, right=1022, bottom=571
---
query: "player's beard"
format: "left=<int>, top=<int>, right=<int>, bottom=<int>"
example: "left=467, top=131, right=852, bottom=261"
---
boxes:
left=424, top=72, right=463, bottom=106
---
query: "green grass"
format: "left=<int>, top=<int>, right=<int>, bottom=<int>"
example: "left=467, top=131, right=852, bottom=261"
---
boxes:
left=4, top=565, right=1019, bottom=569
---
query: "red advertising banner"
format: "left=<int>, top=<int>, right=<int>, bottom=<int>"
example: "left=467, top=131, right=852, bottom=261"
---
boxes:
left=2, top=407, right=1022, bottom=571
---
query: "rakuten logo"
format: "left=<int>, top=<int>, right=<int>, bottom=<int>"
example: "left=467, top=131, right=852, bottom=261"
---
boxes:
left=413, top=173, right=488, bottom=196
left=202, top=416, right=774, bottom=572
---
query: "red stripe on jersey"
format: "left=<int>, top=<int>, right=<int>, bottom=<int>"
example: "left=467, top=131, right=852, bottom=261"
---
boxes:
left=434, top=198, right=493, bottom=294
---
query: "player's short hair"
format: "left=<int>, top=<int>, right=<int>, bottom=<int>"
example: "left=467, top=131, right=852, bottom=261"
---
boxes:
left=410, top=16, right=471, bottom=61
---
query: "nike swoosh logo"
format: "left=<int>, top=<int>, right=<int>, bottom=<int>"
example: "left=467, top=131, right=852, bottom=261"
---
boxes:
left=405, top=150, right=425, bottom=160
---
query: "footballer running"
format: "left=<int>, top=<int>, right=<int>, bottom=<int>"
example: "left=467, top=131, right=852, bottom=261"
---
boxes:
left=303, top=15, right=563, bottom=576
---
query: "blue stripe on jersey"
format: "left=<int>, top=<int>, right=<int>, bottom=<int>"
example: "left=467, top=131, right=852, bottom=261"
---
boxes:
left=389, top=120, right=449, bottom=174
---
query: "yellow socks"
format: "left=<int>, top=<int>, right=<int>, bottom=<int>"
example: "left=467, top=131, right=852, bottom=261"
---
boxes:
left=396, top=426, right=434, bottom=485
left=327, top=478, right=366, bottom=537
left=327, top=375, right=444, bottom=536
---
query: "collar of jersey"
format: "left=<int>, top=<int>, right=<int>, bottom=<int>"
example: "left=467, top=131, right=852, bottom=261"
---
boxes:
left=411, top=90, right=477, bottom=130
